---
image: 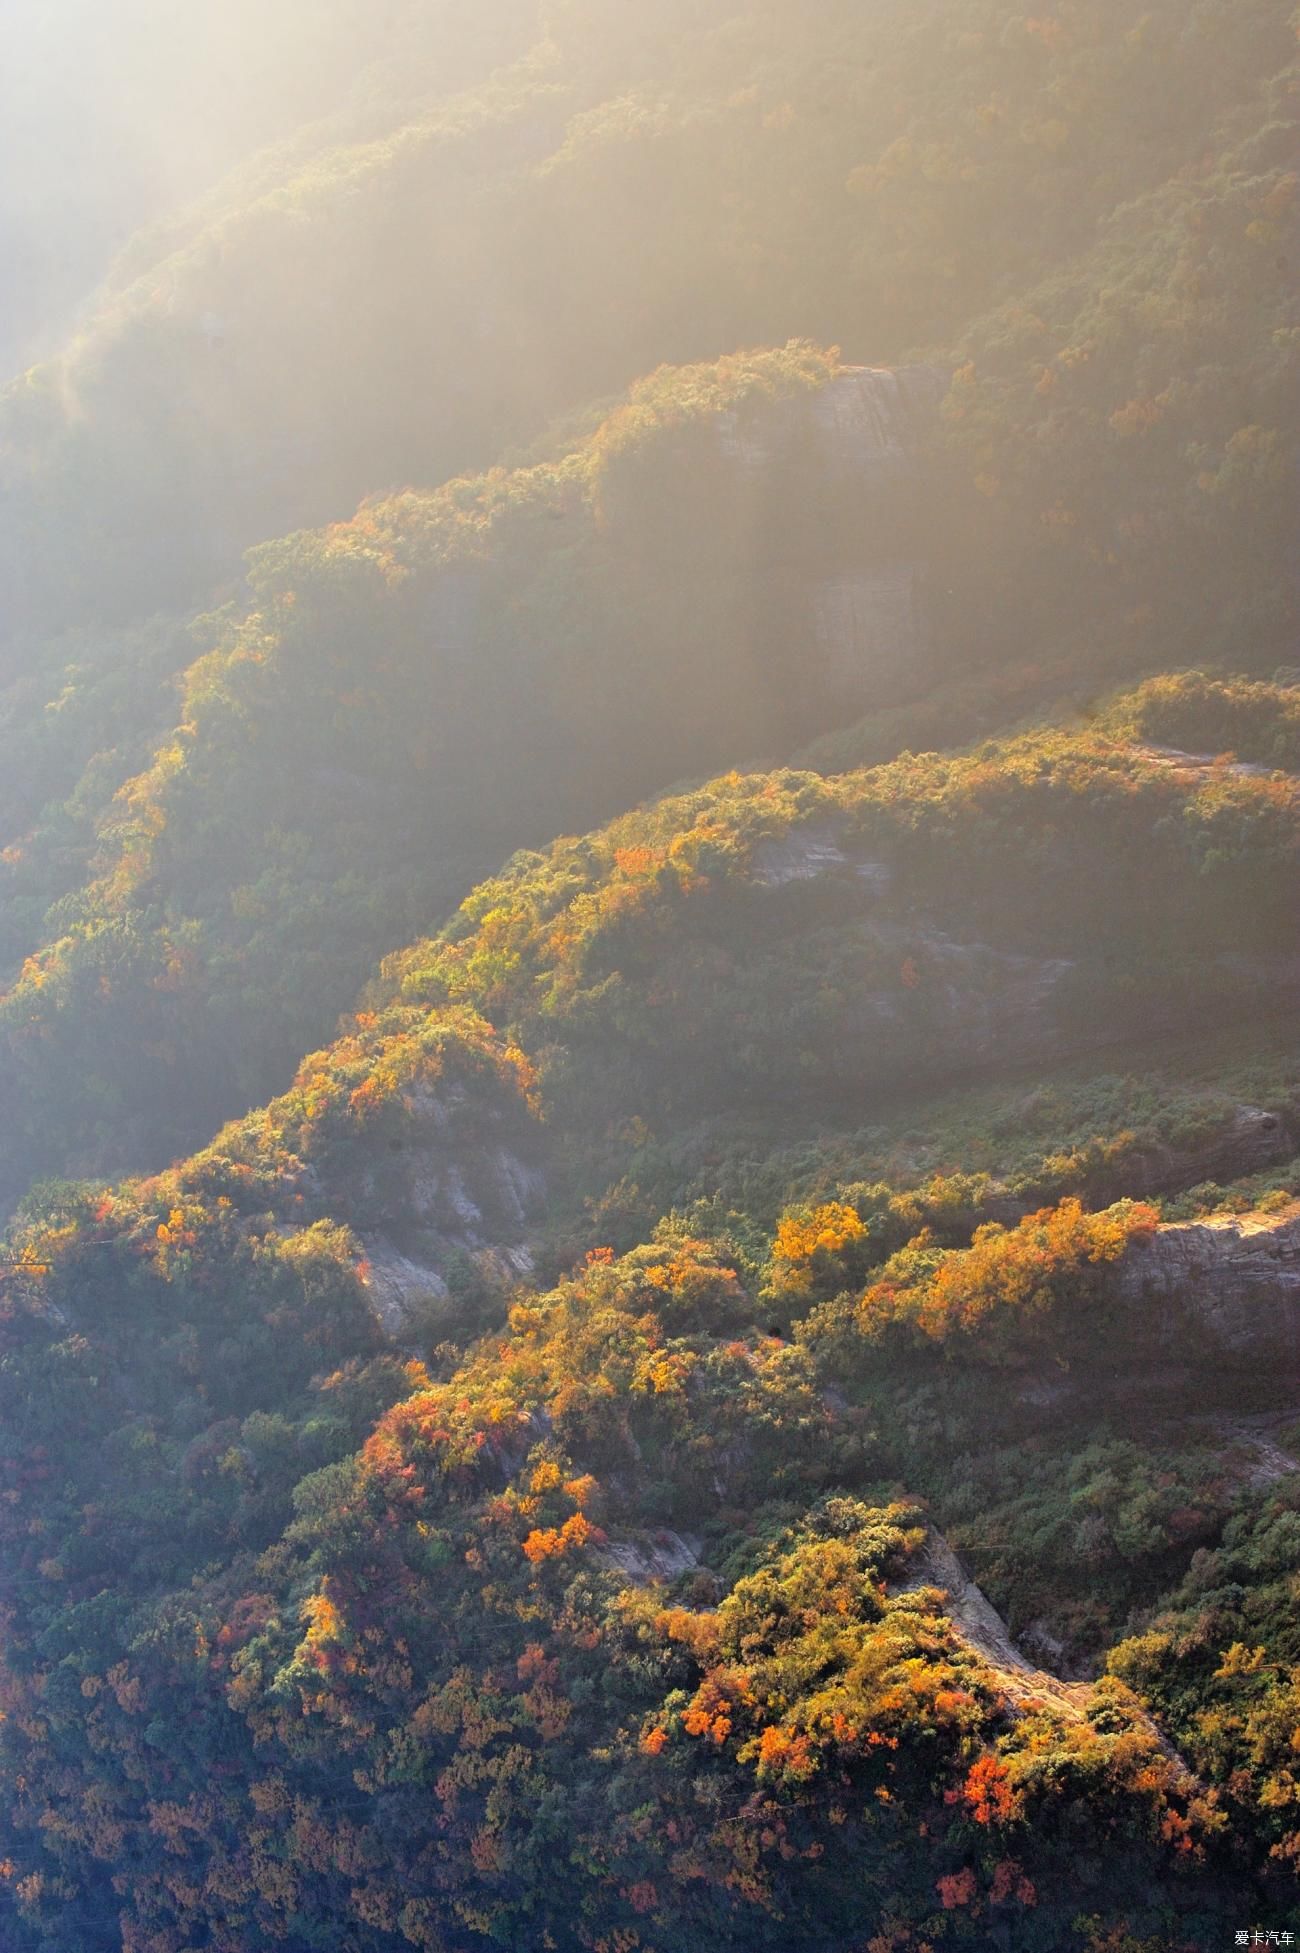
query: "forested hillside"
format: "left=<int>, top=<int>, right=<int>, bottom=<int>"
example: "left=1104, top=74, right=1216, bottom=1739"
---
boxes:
left=0, top=346, right=953, bottom=1204
left=3, top=0, right=1295, bottom=662
left=0, top=4, right=1297, bottom=1949
left=0, top=0, right=538, bottom=374
left=3, top=688, right=1298, bottom=1950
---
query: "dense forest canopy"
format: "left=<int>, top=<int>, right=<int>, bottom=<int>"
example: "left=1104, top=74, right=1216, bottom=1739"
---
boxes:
left=0, top=3, right=1297, bottom=1950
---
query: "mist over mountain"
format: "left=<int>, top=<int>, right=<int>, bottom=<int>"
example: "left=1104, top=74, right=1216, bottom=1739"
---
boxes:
left=0, top=6, right=1297, bottom=1950
left=0, top=0, right=533, bottom=370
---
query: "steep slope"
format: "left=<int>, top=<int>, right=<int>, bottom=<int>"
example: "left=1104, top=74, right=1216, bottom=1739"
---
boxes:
left=0, top=0, right=537, bottom=373
left=374, top=704, right=1299, bottom=1136
left=1, top=5, right=1297, bottom=1945
left=2, top=0, right=1294, bottom=669
left=3, top=2, right=1295, bottom=1217
left=0, top=346, right=952, bottom=1207
left=946, top=68, right=1300, bottom=675
left=2, top=686, right=1297, bottom=1946
left=10, top=684, right=1295, bottom=1304
left=0, top=1198, right=1254, bottom=1951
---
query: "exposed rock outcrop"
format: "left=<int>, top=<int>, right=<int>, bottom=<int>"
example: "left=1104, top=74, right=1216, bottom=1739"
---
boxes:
left=896, top=1528, right=1092, bottom=1719
left=1118, top=1201, right=1300, bottom=1359
left=1136, top=744, right=1290, bottom=783
left=716, top=363, right=944, bottom=477
left=801, top=367, right=946, bottom=701
left=896, top=1529, right=1196, bottom=1786
left=717, top=362, right=948, bottom=709
left=748, top=818, right=1077, bottom=1065
left=338, top=1078, right=547, bottom=1339
left=811, top=564, right=930, bottom=694
left=345, top=1082, right=546, bottom=1237
left=751, top=825, right=853, bottom=886
left=359, top=1242, right=450, bottom=1340
left=596, top=1530, right=703, bottom=1585
left=1093, top=1103, right=1293, bottom=1202
left=1195, top=1412, right=1300, bottom=1488
left=807, top=365, right=948, bottom=484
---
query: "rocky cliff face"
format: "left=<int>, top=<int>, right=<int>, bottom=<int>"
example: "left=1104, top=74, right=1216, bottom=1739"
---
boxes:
left=308, top=1077, right=547, bottom=1342
left=716, top=363, right=948, bottom=711
left=1090, top=1105, right=1293, bottom=1204
left=897, top=1529, right=1098, bottom=1709
left=717, top=364, right=945, bottom=479
left=810, top=563, right=931, bottom=696
left=808, top=365, right=948, bottom=482
left=1118, top=1202, right=1300, bottom=1361
left=799, top=367, right=946, bottom=704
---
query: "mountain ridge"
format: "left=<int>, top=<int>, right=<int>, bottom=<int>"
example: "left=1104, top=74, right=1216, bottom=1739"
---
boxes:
left=1, top=5, right=1297, bottom=1946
